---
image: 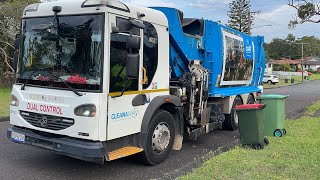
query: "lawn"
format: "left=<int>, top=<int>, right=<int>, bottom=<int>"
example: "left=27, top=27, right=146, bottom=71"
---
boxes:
left=264, top=74, right=320, bottom=89
left=181, top=103, right=320, bottom=179
left=0, top=88, right=11, bottom=117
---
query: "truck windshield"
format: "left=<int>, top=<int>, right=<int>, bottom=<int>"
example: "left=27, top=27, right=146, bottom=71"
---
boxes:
left=17, top=14, right=104, bottom=91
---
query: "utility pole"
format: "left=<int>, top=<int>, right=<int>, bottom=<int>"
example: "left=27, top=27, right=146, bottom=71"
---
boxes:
left=296, top=42, right=309, bottom=82
left=248, top=11, right=261, bottom=36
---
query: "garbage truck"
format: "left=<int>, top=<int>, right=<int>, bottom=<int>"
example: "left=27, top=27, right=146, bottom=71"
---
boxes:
left=7, top=0, right=266, bottom=165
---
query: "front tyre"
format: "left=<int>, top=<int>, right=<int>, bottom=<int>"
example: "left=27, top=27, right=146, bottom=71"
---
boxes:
left=140, top=110, right=175, bottom=165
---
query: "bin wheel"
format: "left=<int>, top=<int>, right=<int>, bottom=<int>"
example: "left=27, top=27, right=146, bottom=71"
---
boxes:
left=224, top=96, right=242, bottom=131
left=283, top=129, right=287, bottom=135
left=274, top=129, right=283, bottom=137
left=254, top=143, right=264, bottom=150
left=264, top=138, right=270, bottom=145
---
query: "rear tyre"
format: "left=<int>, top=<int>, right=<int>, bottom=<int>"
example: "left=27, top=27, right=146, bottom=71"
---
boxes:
left=224, top=96, right=243, bottom=131
left=247, top=94, right=255, bottom=104
left=140, top=110, right=175, bottom=166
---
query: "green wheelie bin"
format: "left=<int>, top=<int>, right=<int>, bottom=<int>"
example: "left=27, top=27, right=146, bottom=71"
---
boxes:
left=257, top=94, right=288, bottom=137
left=236, top=104, right=269, bottom=150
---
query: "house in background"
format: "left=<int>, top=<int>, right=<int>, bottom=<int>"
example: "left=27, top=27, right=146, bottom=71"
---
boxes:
left=265, top=60, right=273, bottom=74
left=267, top=59, right=301, bottom=72
left=302, top=57, right=320, bottom=71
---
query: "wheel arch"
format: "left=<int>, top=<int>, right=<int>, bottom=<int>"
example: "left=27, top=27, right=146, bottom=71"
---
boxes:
left=236, top=95, right=244, bottom=105
left=139, top=95, right=182, bottom=149
left=246, top=93, right=256, bottom=104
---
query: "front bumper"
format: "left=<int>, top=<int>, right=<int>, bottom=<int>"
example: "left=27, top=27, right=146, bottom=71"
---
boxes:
left=7, top=126, right=106, bottom=164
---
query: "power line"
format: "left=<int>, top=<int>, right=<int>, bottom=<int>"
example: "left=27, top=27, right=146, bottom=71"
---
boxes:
left=256, top=16, right=320, bottom=35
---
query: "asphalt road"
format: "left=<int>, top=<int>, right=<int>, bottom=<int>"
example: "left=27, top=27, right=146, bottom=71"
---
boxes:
left=1, top=80, right=320, bottom=180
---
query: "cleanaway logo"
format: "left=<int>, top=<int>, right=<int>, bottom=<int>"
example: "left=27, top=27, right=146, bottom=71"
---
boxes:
left=111, top=109, right=138, bottom=121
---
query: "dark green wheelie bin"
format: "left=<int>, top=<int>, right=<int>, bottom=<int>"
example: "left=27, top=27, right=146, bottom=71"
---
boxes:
left=257, top=94, right=288, bottom=137
left=236, top=104, right=269, bottom=149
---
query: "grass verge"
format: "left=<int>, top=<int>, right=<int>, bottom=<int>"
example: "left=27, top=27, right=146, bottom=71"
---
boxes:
left=305, top=101, right=320, bottom=116
left=0, top=88, right=11, bottom=118
left=181, top=105, right=320, bottom=179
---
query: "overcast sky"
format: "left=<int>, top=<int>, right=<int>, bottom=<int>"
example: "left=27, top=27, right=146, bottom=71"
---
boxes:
left=119, top=0, right=320, bottom=43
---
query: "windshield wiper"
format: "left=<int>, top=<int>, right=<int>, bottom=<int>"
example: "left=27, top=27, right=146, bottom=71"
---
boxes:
left=46, top=71, right=83, bottom=97
left=21, top=70, right=40, bottom=90
left=55, top=77, right=83, bottom=97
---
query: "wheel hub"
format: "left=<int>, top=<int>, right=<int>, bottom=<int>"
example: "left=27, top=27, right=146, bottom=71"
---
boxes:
left=152, top=122, right=170, bottom=154
left=234, top=110, right=239, bottom=124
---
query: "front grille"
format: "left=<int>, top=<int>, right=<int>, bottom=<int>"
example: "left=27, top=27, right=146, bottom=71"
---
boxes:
left=20, top=111, right=75, bottom=131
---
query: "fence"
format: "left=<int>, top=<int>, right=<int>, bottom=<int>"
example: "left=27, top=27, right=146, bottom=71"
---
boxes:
left=271, top=71, right=309, bottom=79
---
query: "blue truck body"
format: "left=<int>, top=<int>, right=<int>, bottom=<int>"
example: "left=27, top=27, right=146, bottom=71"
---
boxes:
left=153, top=7, right=266, bottom=97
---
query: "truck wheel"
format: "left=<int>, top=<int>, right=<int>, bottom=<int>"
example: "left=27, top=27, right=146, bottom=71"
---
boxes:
left=247, top=94, right=255, bottom=104
left=224, top=96, right=242, bottom=131
left=140, top=110, right=175, bottom=166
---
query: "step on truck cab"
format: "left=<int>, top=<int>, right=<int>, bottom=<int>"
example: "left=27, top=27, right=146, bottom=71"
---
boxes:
left=7, top=0, right=265, bottom=165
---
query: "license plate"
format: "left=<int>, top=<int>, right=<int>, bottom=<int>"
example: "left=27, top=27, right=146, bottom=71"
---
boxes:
left=11, top=131, right=25, bottom=143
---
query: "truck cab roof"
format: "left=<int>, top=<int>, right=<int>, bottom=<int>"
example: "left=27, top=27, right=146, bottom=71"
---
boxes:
left=24, top=0, right=168, bottom=27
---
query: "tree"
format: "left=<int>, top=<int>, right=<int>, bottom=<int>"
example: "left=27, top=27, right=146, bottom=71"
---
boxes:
left=297, top=36, right=320, bottom=57
left=227, top=0, right=252, bottom=34
left=0, top=0, right=39, bottom=41
left=264, top=37, right=300, bottom=60
left=0, top=0, right=39, bottom=87
left=288, top=0, right=320, bottom=28
left=286, top=33, right=296, bottom=42
left=265, top=35, right=320, bottom=61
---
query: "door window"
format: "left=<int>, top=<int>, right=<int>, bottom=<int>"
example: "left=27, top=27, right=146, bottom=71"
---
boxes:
left=109, top=33, right=139, bottom=93
left=143, top=22, right=158, bottom=89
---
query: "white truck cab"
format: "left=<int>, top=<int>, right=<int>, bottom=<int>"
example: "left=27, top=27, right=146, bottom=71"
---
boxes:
left=9, top=0, right=174, bottom=164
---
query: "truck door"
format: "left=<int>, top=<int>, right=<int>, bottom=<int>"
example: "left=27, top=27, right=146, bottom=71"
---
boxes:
left=107, top=14, right=146, bottom=140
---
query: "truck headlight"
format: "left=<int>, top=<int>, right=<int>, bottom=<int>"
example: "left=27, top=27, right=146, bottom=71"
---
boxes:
left=74, top=104, right=96, bottom=117
left=10, top=95, right=19, bottom=107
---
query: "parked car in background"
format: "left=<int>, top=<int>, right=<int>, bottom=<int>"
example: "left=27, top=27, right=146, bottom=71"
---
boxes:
left=263, top=75, right=279, bottom=85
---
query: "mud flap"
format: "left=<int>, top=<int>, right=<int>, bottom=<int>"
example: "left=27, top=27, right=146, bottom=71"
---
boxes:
left=201, top=107, right=211, bottom=126
left=172, top=134, right=183, bottom=150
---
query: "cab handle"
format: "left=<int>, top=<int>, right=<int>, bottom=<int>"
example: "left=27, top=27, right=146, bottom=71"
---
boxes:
left=141, top=67, right=148, bottom=85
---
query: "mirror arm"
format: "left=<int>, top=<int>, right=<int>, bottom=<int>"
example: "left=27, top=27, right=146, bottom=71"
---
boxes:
left=111, top=79, right=130, bottom=98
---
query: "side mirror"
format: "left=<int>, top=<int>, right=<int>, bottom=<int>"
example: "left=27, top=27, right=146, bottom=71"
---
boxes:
left=13, top=51, right=19, bottom=71
left=129, top=19, right=145, bottom=29
left=14, top=34, right=20, bottom=50
left=126, top=36, right=141, bottom=50
left=13, top=34, right=20, bottom=71
left=112, top=26, right=120, bottom=33
left=126, top=53, right=140, bottom=79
